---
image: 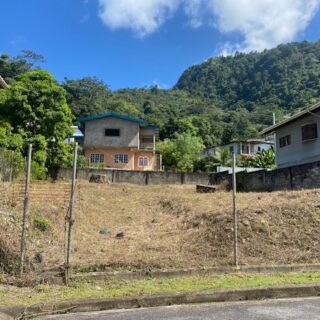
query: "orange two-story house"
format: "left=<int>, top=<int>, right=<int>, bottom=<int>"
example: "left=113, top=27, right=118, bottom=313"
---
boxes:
left=78, top=113, right=161, bottom=171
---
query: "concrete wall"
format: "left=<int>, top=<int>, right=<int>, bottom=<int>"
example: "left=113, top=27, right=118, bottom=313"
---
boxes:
left=275, top=111, right=320, bottom=168
left=84, top=117, right=140, bottom=148
left=57, top=168, right=213, bottom=186
left=235, top=160, right=320, bottom=192
left=57, top=160, right=320, bottom=191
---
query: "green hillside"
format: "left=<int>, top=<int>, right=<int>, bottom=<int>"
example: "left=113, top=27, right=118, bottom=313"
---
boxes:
left=175, top=41, right=320, bottom=111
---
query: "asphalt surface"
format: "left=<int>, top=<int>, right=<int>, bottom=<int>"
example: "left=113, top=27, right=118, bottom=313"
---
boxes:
left=39, top=297, right=320, bottom=319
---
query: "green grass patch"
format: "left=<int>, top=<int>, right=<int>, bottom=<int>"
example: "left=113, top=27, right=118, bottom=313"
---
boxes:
left=33, top=213, right=50, bottom=232
left=1, top=271, right=320, bottom=306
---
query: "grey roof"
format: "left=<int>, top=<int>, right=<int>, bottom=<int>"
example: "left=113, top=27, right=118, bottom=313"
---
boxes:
left=261, top=101, right=320, bottom=135
left=231, top=139, right=274, bottom=144
left=204, top=139, right=273, bottom=150
left=71, top=126, right=84, bottom=138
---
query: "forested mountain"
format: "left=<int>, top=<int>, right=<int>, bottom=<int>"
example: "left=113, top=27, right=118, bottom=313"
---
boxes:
left=176, top=41, right=320, bottom=112
left=1, top=41, right=320, bottom=149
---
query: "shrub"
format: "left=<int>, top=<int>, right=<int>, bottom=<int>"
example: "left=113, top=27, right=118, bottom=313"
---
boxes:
left=33, top=213, right=50, bottom=232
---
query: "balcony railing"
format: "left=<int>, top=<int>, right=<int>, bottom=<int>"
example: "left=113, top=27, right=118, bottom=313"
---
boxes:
left=139, top=142, right=155, bottom=151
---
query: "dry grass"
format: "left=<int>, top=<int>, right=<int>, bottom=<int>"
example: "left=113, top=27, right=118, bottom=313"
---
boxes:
left=1, top=182, right=320, bottom=273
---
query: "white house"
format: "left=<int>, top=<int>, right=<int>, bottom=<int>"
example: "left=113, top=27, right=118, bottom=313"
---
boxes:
left=204, top=139, right=274, bottom=157
left=262, top=102, right=320, bottom=168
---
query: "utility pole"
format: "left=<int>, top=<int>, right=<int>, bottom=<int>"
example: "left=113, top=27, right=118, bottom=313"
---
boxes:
left=272, top=112, right=276, bottom=125
left=19, top=143, right=32, bottom=276
left=232, top=152, right=238, bottom=268
left=65, top=142, right=78, bottom=285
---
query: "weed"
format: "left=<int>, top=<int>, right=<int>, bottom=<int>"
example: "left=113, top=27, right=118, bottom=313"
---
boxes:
left=33, top=213, right=50, bottom=232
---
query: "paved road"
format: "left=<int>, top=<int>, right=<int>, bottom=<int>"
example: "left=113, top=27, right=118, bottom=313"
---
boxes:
left=40, top=298, right=320, bottom=320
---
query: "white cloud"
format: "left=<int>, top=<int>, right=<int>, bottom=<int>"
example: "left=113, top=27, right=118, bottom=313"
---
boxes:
left=205, top=0, right=320, bottom=52
left=98, top=0, right=180, bottom=37
left=184, top=0, right=204, bottom=28
left=97, top=0, right=320, bottom=51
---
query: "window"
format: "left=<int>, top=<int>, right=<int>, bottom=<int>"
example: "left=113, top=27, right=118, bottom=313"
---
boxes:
left=257, top=146, right=261, bottom=152
left=301, top=123, right=317, bottom=141
left=105, top=128, right=120, bottom=137
left=90, top=153, right=104, bottom=163
left=229, top=146, right=234, bottom=154
left=114, top=154, right=128, bottom=164
left=241, top=144, right=249, bottom=154
left=138, top=156, right=149, bottom=167
left=279, top=135, right=291, bottom=148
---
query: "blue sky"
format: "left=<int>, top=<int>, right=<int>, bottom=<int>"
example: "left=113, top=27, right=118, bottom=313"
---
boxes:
left=1, top=0, right=320, bottom=90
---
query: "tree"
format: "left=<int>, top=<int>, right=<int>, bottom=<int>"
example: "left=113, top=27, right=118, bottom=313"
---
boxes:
left=0, top=70, right=73, bottom=175
left=103, top=98, right=142, bottom=118
left=157, top=132, right=204, bottom=172
left=0, top=50, right=44, bottom=83
left=63, top=77, right=111, bottom=118
left=196, top=148, right=232, bottom=172
left=211, top=148, right=232, bottom=167
left=63, top=77, right=143, bottom=119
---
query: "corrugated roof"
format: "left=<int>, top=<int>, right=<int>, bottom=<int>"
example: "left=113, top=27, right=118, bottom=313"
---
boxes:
left=77, top=112, right=145, bottom=124
left=261, top=101, right=320, bottom=135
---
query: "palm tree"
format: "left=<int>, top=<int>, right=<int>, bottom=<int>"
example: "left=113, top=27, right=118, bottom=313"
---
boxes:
left=205, top=148, right=232, bottom=171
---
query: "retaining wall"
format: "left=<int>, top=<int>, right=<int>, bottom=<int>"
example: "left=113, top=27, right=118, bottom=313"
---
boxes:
left=57, top=168, right=213, bottom=186
left=236, top=160, right=320, bottom=192
left=57, top=160, right=320, bottom=190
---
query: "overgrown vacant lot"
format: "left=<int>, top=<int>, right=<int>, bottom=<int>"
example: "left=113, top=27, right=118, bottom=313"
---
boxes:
left=1, top=182, right=320, bottom=272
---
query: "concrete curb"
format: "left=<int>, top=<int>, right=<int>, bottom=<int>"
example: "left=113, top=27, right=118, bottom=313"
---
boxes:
left=1, top=283, right=320, bottom=319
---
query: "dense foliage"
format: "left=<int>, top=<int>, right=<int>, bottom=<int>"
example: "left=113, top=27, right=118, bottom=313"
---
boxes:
left=0, top=70, right=74, bottom=178
left=176, top=41, right=320, bottom=112
left=157, top=132, right=204, bottom=172
left=239, top=147, right=276, bottom=169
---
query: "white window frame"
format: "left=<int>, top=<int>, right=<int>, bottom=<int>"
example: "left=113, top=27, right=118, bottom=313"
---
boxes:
left=138, top=156, right=149, bottom=167
left=90, top=153, right=104, bottom=164
left=114, top=154, right=129, bottom=164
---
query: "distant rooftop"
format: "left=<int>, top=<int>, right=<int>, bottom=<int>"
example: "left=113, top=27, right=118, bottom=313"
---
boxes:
left=78, top=112, right=145, bottom=124
left=71, top=126, right=84, bottom=138
left=77, top=112, right=159, bottom=130
left=205, top=139, right=274, bottom=150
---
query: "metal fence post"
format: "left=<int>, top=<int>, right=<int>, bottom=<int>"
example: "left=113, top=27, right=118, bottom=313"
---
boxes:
left=232, top=152, right=238, bottom=268
left=19, top=143, right=32, bottom=276
left=65, top=142, right=78, bottom=284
